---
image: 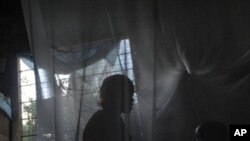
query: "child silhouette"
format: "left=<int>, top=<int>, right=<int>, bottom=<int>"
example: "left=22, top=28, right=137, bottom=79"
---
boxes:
left=83, top=74, right=134, bottom=141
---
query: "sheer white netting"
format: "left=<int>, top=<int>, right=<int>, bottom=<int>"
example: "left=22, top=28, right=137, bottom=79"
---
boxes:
left=52, top=39, right=138, bottom=141
left=22, top=0, right=250, bottom=141
left=22, top=0, right=143, bottom=140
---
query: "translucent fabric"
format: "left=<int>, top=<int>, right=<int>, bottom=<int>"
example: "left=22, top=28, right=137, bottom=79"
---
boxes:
left=22, top=0, right=250, bottom=141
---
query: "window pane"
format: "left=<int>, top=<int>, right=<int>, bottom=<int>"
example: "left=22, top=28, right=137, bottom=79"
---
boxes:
left=21, top=102, right=36, bottom=119
left=40, top=82, right=53, bottom=99
left=19, top=58, right=34, bottom=71
left=20, top=70, right=36, bottom=86
left=22, top=118, right=37, bottom=136
left=119, top=39, right=131, bottom=54
left=19, top=57, right=37, bottom=140
left=20, top=85, right=36, bottom=102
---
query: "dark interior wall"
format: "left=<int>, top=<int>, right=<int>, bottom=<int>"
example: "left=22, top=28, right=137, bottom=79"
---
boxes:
left=0, top=49, right=20, bottom=141
left=0, top=1, right=30, bottom=141
left=0, top=0, right=30, bottom=100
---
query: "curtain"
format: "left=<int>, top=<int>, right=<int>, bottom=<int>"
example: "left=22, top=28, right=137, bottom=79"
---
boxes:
left=22, top=0, right=250, bottom=141
left=22, top=0, right=144, bottom=141
left=154, top=1, right=250, bottom=140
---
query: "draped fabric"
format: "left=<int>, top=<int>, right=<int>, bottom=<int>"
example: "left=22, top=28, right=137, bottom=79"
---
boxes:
left=22, top=0, right=250, bottom=141
left=154, top=1, right=250, bottom=140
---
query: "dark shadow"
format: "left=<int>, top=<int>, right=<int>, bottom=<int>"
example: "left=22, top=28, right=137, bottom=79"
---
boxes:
left=195, top=121, right=228, bottom=141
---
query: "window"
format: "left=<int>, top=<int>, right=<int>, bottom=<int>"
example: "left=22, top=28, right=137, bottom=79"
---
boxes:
left=56, top=39, right=136, bottom=97
left=18, top=57, right=37, bottom=141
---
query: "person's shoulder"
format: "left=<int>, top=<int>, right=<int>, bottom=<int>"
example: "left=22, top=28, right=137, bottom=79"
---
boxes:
left=83, top=110, right=106, bottom=141
left=90, top=110, right=105, bottom=120
left=85, top=110, right=105, bottom=127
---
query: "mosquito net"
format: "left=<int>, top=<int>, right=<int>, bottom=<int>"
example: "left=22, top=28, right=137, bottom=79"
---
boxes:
left=21, top=0, right=250, bottom=141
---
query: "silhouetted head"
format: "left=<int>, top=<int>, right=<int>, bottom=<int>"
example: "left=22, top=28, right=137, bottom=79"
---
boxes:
left=99, top=74, right=134, bottom=113
left=195, top=121, right=228, bottom=141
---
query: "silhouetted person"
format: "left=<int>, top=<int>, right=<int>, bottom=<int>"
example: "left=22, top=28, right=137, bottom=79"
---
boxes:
left=83, top=74, right=134, bottom=141
left=195, top=121, right=228, bottom=141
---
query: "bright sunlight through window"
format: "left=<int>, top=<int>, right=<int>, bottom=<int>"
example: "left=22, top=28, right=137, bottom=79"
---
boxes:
left=18, top=57, right=37, bottom=141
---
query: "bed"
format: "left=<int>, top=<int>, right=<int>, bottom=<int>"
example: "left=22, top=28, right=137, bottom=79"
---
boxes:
left=0, top=93, right=11, bottom=141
